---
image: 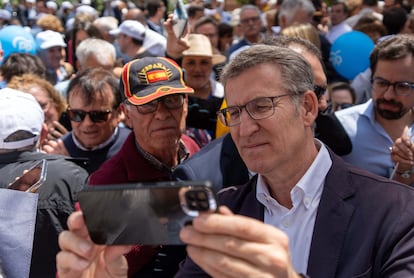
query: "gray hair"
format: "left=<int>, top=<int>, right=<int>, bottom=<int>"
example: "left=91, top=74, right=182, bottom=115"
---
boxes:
left=221, top=45, right=314, bottom=99
left=278, top=0, right=316, bottom=26
left=240, top=4, right=261, bottom=17
left=93, top=16, right=118, bottom=33
left=76, top=38, right=116, bottom=70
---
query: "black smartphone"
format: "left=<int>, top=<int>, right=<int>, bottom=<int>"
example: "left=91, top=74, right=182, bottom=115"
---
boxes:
left=77, top=180, right=217, bottom=245
left=172, top=0, right=188, bottom=38
left=8, top=159, right=48, bottom=193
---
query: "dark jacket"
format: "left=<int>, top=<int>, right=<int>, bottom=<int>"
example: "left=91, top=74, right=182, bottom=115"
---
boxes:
left=174, top=134, right=249, bottom=191
left=176, top=150, right=414, bottom=277
left=62, top=127, right=131, bottom=174
left=0, top=151, right=88, bottom=278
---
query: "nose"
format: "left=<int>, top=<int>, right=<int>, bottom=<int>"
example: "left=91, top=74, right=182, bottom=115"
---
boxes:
left=383, top=84, right=396, bottom=100
left=154, top=102, right=172, bottom=120
left=238, top=109, right=259, bottom=137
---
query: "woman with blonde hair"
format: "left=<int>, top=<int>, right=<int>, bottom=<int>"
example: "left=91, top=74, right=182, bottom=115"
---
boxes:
left=36, top=14, right=64, bottom=33
left=7, top=74, right=68, bottom=144
left=281, top=22, right=321, bottom=49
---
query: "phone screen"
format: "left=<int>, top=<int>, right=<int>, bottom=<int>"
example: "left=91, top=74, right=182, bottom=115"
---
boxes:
left=172, top=0, right=188, bottom=38
left=78, top=181, right=217, bottom=245
left=8, top=159, right=48, bottom=193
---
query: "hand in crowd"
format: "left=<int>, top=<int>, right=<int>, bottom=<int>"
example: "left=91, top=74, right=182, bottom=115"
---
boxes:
left=390, top=126, right=414, bottom=181
left=180, top=206, right=300, bottom=278
left=47, top=121, right=68, bottom=141
left=56, top=211, right=131, bottom=278
left=164, top=14, right=190, bottom=60
left=42, top=138, right=70, bottom=156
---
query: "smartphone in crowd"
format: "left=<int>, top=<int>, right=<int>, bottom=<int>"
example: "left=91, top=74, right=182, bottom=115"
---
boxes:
left=8, top=159, right=48, bottom=193
left=78, top=180, right=217, bottom=245
left=172, top=0, right=188, bottom=38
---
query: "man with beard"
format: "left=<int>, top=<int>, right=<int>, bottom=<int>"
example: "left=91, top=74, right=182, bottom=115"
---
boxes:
left=336, top=34, right=414, bottom=178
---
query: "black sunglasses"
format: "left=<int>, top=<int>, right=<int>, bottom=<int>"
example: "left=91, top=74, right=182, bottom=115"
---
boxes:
left=314, top=85, right=327, bottom=100
left=67, top=108, right=112, bottom=123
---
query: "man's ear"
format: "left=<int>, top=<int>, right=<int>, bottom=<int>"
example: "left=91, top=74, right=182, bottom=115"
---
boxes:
left=120, top=103, right=132, bottom=128
left=302, top=90, right=319, bottom=127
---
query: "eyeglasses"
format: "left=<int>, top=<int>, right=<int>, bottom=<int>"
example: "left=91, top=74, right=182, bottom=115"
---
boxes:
left=240, top=16, right=261, bottom=25
left=217, top=94, right=290, bottom=127
left=314, top=85, right=327, bottom=100
left=135, top=94, right=185, bottom=114
left=372, top=77, right=414, bottom=96
left=67, top=108, right=112, bottom=123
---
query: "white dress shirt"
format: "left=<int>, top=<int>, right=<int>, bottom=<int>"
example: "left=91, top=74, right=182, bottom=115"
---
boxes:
left=256, top=140, right=332, bottom=274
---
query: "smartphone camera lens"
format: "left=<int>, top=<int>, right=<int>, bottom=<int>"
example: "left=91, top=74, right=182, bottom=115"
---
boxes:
left=185, top=189, right=210, bottom=211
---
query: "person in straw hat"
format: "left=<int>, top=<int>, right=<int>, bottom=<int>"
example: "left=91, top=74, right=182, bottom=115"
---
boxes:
left=168, top=33, right=227, bottom=146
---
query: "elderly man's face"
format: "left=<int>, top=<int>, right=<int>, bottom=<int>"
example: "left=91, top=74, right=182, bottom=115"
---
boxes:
left=123, top=95, right=188, bottom=165
left=227, top=63, right=316, bottom=175
left=68, top=86, right=121, bottom=149
left=239, top=9, right=262, bottom=38
left=39, top=46, right=64, bottom=70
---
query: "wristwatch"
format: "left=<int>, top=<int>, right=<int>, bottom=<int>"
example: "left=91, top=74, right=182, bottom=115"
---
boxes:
left=396, top=169, right=412, bottom=179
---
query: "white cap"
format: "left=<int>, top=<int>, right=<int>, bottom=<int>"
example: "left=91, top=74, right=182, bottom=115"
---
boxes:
left=109, top=20, right=145, bottom=41
left=35, top=30, right=66, bottom=50
left=65, top=17, right=74, bottom=31
left=0, top=9, right=11, bottom=21
left=26, top=0, right=36, bottom=3
left=61, top=1, right=73, bottom=9
left=76, top=5, right=98, bottom=18
left=0, top=88, right=44, bottom=150
left=81, top=0, right=91, bottom=5
left=46, top=1, right=57, bottom=10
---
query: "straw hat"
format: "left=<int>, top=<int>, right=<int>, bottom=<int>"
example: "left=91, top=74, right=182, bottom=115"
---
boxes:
left=182, top=34, right=226, bottom=65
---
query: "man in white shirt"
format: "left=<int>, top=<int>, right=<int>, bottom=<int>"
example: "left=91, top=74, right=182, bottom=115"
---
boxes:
left=326, top=1, right=352, bottom=43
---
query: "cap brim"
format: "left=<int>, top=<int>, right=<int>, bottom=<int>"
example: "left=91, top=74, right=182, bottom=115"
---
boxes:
left=127, top=85, right=194, bottom=106
left=212, top=54, right=226, bottom=65
left=109, top=29, right=120, bottom=36
left=40, top=42, right=67, bottom=49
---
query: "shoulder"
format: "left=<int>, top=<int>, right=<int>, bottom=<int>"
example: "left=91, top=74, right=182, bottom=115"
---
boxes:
left=88, top=149, right=127, bottom=185
left=328, top=151, right=414, bottom=203
left=174, top=136, right=224, bottom=183
left=228, top=39, right=249, bottom=54
left=181, top=134, right=200, bottom=156
left=335, top=101, right=372, bottom=128
left=111, top=127, right=131, bottom=149
left=118, top=127, right=132, bottom=137
left=217, top=177, right=257, bottom=210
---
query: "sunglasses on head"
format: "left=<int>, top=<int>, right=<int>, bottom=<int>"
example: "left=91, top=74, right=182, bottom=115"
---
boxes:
left=67, top=108, right=112, bottom=123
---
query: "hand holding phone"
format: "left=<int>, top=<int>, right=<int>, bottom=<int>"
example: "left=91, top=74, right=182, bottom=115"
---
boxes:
left=172, top=0, right=188, bottom=38
left=78, top=181, right=217, bottom=245
left=8, top=159, right=48, bottom=193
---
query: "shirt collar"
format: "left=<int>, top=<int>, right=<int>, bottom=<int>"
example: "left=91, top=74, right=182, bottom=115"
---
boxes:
left=256, top=139, right=332, bottom=210
left=134, top=138, right=189, bottom=173
left=72, top=127, right=119, bottom=151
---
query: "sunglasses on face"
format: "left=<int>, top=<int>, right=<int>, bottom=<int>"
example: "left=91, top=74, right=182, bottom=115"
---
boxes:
left=67, top=107, right=112, bottom=123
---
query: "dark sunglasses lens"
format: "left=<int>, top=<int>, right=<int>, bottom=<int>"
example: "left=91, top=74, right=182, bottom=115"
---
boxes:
left=89, top=111, right=110, bottom=122
left=68, top=110, right=86, bottom=122
left=67, top=110, right=110, bottom=123
left=338, top=103, right=353, bottom=109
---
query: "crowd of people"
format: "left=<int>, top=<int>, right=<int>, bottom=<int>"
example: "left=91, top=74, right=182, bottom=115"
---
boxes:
left=0, top=0, right=414, bottom=277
